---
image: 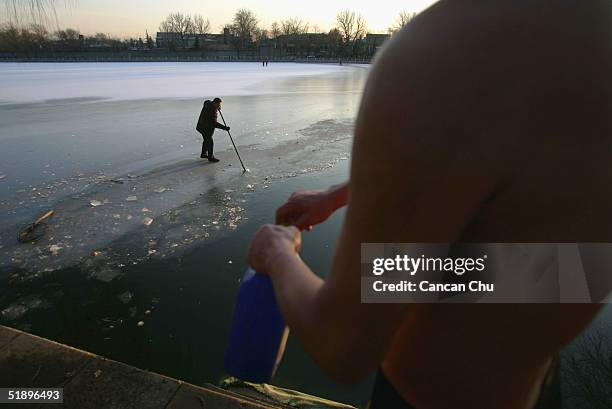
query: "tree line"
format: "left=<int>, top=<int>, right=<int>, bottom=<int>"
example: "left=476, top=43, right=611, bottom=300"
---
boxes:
left=0, top=8, right=415, bottom=57
left=157, top=8, right=416, bottom=57
left=0, top=24, right=156, bottom=55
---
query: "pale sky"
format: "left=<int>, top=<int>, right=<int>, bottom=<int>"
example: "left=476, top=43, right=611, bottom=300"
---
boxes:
left=2, top=0, right=438, bottom=38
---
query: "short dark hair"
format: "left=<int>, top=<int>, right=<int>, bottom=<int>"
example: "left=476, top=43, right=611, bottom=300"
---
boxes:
left=212, top=97, right=222, bottom=103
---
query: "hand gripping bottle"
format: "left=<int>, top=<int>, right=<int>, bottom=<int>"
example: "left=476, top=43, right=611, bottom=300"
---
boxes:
left=224, top=267, right=290, bottom=383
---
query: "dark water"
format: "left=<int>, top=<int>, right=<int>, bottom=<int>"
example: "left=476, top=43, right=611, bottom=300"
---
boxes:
left=0, top=160, right=374, bottom=406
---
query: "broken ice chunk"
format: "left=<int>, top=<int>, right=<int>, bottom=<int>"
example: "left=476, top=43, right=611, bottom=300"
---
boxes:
left=93, top=268, right=121, bottom=283
left=117, top=291, right=133, bottom=304
left=1, top=304, right=28, bottom=321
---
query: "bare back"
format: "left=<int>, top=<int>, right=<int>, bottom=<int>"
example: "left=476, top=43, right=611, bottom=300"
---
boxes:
left=335, top=1, right=611, bottom=408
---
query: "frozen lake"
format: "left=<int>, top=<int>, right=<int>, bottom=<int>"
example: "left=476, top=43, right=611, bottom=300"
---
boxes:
left=0, top=62, right=373, bottom=406
left=0, top=62, right=368, bottom=271
left=0, top=62, right=357, bottom=103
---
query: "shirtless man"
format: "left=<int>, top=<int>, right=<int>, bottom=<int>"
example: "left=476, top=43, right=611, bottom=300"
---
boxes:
left=247, top=1, right=609, bottom=408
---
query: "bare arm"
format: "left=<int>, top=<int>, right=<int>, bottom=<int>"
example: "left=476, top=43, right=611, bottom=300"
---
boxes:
left=325, top=182, right=349, bottom=211
left=275, top=182, right=348, bottom=230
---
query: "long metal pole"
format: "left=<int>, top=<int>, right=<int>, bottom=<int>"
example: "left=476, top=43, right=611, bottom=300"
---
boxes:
left=218, top=109, right=247, bottom=173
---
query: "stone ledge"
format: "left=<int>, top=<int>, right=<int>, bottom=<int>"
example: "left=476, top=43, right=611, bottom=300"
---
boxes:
left=0, top=325, right=285, bottom=408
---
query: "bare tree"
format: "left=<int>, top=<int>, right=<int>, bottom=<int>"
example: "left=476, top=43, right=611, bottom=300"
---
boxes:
left=336, top=10, right=367, bottom=44
left=277, top=17, right=308, bottom=55
left=327, top=28, right=342, bottom=44
left=354, top=14, right=367, bottom=41
left=336, top=10, right=354, bottom=44
left=280, top=17, right=308, bottom=37
left=159, top=12, right=193, bottom=49
left=327, top=28, right=343, bottom=57
left=336, top=10, right=367, bottom=56
left=29, top=22, right=48, bottom=46
left=389, top=10, right=416, bottom=35
left=54, top=27, right=79, bottom=42
left=232, top=8, right=258, bottom=49
left=256, top=28, right=269, bottom=42
left=192, top=14, right=210, bottom=35
left=191, top=14, right=209, bottom=49
left=269, top=21, right=280, bottom=39
left=397, top=11, right=416, bottom=27
left=53, top=26, right=82, bottom=50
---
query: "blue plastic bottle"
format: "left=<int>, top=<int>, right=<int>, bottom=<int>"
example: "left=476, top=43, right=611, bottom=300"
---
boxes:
left=224, top=267, right=289, bottom=383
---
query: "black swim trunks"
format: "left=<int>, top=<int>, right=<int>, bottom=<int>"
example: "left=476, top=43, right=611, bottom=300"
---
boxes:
left=369, top=359, right=561, bottom=409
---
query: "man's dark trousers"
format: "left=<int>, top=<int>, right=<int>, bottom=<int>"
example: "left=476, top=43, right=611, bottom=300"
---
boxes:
left=200, top=130, right=214, bottom=157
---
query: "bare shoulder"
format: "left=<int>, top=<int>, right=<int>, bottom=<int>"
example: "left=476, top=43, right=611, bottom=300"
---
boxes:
left=347, top=0, right=611, bottom=242
left=323, top=2, right=608, bottom=380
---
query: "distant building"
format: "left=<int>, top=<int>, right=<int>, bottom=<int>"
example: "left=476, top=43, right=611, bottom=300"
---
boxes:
left=156, top=32, right=177, bottom=48
left=156, top=29, right=232, bottom=49
left=86, top=42, right=113, bottom=50
left=153, top=29, right=388, bottom=58
left=272, top=33, right=335, bottom=57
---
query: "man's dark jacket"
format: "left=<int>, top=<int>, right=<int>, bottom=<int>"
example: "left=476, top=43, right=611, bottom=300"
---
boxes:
left=196, top=100, right=226, bottom=135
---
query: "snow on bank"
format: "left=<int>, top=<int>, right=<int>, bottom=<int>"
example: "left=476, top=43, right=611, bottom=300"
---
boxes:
left=0, top=62, right=347, bottom=104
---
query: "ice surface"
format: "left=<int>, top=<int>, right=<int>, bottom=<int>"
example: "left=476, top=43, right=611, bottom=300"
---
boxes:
left=0, top=63, right=367, bottom=278
left=0, top=117, right=355, bottom=277
left=0, top=62, right=347, bottom=104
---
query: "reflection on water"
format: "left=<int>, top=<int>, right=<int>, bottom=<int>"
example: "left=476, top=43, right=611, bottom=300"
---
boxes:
left=252, top=65, right=369, bottom=95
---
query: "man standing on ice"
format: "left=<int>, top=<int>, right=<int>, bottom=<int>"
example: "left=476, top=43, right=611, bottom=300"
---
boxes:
left=196, top=97, right=229, bottom=163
